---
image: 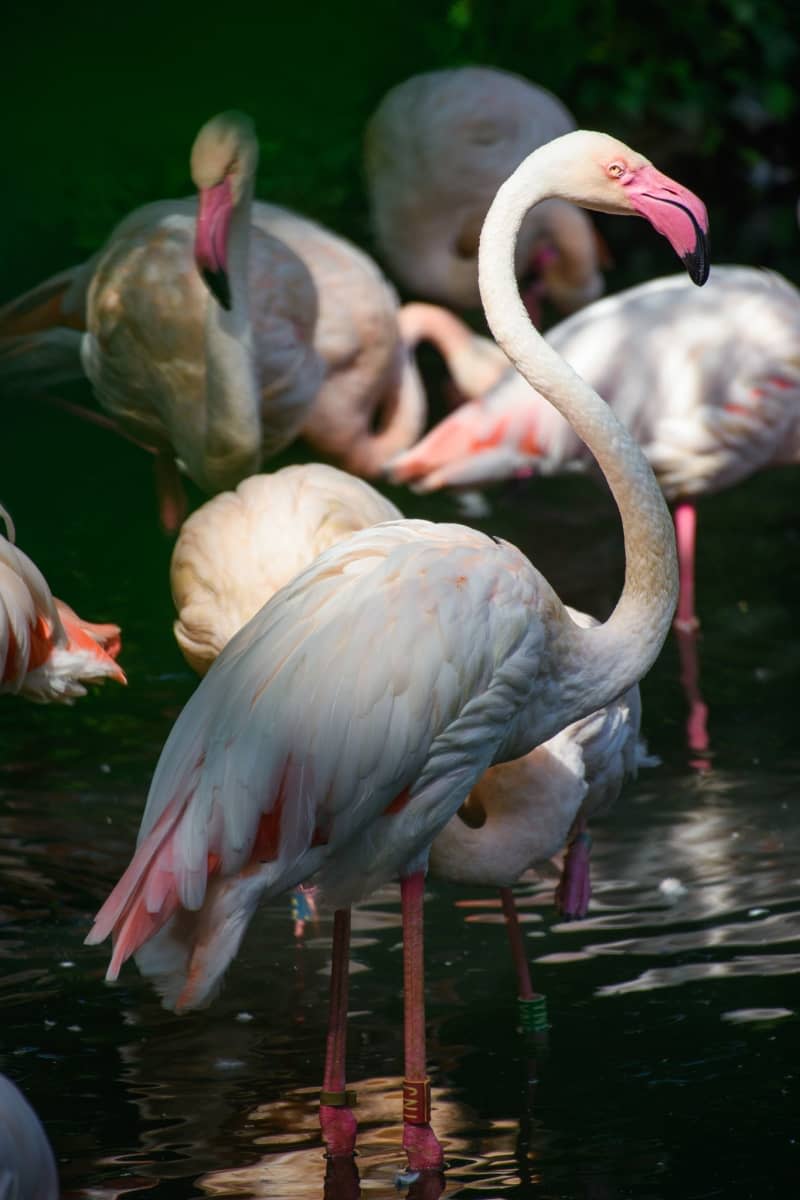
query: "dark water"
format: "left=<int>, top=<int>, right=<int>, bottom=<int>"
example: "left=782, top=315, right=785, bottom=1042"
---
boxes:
left=2, top=7, right=800, bottom=1193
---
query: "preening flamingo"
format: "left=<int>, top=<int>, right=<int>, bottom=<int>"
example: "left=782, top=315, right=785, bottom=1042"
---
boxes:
left=0, top=1073, right=59, bottom=1200
left=0, top=506, right=125, bottom=702
left=430, top=607, right=652, bottom=1021
left=389, top=267, right=800, bottom=756
left=85, top=130, right=708, bottom=1173
left=1, top=113, right=323, bottom=527
left=170, top=464, right=402, bottom=675
left=0, top=113, right=425, bottom=525
left=365, top=67, right=606, bottom=319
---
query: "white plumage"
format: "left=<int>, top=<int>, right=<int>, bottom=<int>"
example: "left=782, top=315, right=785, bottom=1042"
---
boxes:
left=390, top=266, right=800, bottom=497
left=430, top=608, right=652, bottom=890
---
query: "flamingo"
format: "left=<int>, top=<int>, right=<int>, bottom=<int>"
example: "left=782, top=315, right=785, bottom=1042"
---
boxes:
left=0, top=113, right=425, bottom=527
left=0, top=1074, right=59, bottom=1200
left=430, top=606, right=653, bottom=1028
left=388, top=267, right=800, bottom=757
left=1, top=506, right=125, bottom=702
left=171, top=468, right=649, bottom=952
left=365, top=66, right=607, bottom=321
left=84, top=130, right=708, bottom=1173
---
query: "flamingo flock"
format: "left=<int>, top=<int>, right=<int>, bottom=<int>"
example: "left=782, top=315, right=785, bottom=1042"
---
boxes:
left=4, top=57, right=790, bottom=1188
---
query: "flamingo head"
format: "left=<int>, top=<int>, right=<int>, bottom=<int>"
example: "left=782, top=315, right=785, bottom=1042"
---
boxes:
left=543, top=131, right=710, bottom=286
left=190, top=110, right=259, bottom=309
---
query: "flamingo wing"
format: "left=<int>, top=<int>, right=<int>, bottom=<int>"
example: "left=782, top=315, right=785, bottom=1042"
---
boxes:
left=87, top=520, right=546, bottom=1005
left=388, top=378, right=545, bottom=492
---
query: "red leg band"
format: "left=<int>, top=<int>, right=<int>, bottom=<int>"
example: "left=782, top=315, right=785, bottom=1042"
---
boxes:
left=403, top=1077, right=431, bottom=1125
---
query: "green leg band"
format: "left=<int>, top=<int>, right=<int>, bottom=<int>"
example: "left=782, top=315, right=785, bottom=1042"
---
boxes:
left=518, top=993, right=549, bottom=1034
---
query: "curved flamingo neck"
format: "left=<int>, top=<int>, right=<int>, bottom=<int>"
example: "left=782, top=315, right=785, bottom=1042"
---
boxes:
left=198, top=176, right=262, bottom=492
left=478, top=140, right=678, bottom=709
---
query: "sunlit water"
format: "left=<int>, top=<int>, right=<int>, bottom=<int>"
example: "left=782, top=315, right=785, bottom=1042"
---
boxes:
left=2, top=355, right=800, bottom=1199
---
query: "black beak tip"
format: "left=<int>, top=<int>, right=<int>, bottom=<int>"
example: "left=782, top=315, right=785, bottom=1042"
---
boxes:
left=202, top=268, right=232, bottom=311
left=683, top=230, right=710, bottom=287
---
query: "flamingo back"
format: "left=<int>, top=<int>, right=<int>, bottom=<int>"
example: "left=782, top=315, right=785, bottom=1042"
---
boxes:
left=83, top=200, right=322, bottom=480
left=171, top=464, right=402, bottom=673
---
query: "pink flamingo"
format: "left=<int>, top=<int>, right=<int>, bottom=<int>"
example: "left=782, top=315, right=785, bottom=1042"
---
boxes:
left=84, top=130, right=708, bottom=1174
left=1, top=506, right=125, bottom=702
left=365, top=66, right=607, bottom=321
left=389, top=267, right=800, bottom=757
left=0, top=113, right=425, bottom=528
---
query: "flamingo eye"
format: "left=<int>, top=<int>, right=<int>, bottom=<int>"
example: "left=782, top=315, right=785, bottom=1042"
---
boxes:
left=607, top=162, right=625, bottom=179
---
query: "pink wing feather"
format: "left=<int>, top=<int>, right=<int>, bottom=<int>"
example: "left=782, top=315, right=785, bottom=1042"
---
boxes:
left=87, top=520, right=546, bottom=1009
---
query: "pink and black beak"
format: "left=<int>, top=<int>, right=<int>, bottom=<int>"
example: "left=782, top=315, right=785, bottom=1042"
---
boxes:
left=625, top=165, right=710, bottom=286
left=195, top=178, right=234, bottom=310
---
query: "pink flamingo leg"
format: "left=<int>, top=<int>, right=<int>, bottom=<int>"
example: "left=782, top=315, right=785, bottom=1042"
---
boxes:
left=319, top=908, right=358, bottom=1158
left=673, top=501, right=698, bottom=633
left=555, top=817, right=592, bottom=919
left=499, top=887, right=549, bottom=1038
left=672, top=502, right=710, bottom=761
left=499, top=887, right=534, bottom=1000
left=401, top=871, right=445, bottom=1174
left=323, top=1154, right=361, bottom=1200
left=154, top=453, right=188, bottom=535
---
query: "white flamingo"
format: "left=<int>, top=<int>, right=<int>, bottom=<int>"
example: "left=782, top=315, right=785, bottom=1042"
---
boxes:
left=1, top=506, right=125, bottom=702
left=85, top=130, right=708, bottom=1173
left=365, top=66, right=606, bottom=319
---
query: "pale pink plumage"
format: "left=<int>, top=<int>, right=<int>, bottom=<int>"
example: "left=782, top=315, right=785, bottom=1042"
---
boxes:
left=389, top=267, right=798, bottom=757
left=86, top=130, right=708, bottom=1169
left=0, top=507, right=125, bottom=702
left=365, top=66, right=606, bottom=315
left=390, top=267, right=800, bottom=499
left=170, top=464, right=402, bottom=675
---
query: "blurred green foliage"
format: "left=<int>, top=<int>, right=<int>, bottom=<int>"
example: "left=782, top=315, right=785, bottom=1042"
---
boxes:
left=2, top=0, right=797, bottom=292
